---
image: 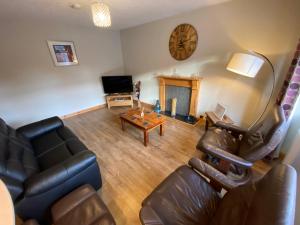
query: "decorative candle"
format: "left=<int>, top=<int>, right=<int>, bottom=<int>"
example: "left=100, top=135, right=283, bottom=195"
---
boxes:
left=141, top=107, right=144, bottom=118
left=171, top=98, right=177, bottom=117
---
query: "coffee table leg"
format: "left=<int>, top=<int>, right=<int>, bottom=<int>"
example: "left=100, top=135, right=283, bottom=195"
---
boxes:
left=121, top=119, right=125, bottom=131
left=144, top=130, right=149, bottom=146
left=160, top=124, right=163, bottom=136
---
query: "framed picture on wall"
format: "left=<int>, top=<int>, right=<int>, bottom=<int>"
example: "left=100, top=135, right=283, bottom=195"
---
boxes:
left=47, top=41, right=78, bottom=66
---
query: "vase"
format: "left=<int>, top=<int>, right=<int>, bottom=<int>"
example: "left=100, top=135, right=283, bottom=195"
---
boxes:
left=154, top=100, right=161, bottom=113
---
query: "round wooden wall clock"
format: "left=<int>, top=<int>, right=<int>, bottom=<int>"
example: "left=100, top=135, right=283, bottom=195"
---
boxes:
left=169, top=23, right=198, bottom=61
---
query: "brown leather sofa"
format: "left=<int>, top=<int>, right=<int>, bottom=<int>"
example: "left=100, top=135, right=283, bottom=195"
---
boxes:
left=196, top=105, right=286, bottom=183
left=140, top=158, right=297, bottom=225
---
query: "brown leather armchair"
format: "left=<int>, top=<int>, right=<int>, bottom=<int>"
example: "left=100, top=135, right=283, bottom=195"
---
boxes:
left=140, top=158, right=297, bottom=225
left=196, top=105, right=286, bottom=183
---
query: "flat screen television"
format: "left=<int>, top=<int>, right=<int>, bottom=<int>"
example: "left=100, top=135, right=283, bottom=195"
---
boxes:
left=101, top=75, right=133, bottom=94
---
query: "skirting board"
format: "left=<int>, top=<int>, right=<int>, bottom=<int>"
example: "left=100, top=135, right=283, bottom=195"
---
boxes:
left=61, top=104, right=107, bottom=119
left=62, top=101, right=148, bottom=120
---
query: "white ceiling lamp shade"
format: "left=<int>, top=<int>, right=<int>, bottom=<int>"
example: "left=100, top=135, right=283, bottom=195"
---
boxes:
left=91, top=2, right=111, bottom=28
left=226, top=53, right=265, bottom=78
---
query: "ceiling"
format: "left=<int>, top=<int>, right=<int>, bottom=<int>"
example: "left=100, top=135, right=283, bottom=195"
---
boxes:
left=0, top=0, right=230, bottom=30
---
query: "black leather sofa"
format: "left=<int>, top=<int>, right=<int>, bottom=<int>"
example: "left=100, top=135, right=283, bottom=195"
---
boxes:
left=0, top=116, right=101, bottom=222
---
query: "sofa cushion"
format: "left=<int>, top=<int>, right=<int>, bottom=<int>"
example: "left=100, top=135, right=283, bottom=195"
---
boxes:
left=51, top=184, right=115, bottom=225
left=199, top=127, right=240, bottom=154
left=31, top=127, right=88, bottom=170
left=142, top=165, right=221, bottom=225
left=238, top=131, right=264, bottom=159
left=0, top=135, right=39, bottom=180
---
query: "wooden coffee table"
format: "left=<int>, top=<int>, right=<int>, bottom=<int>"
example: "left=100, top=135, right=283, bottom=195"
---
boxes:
left=120, top=109, right=166, bottom=146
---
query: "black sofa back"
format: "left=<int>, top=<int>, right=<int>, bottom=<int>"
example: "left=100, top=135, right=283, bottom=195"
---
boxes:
left=0, top=118, right=39, bottom=200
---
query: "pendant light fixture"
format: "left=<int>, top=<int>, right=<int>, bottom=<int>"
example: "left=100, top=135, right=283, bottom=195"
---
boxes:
left=91, top=2, right=111, bottom=27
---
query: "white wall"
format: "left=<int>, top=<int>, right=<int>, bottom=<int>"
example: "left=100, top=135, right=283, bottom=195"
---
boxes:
left=1, top=0, right=299, bottom=128
left=121, top=0, right=300, bottom=127
left=0, top=21, right=124, bottom=127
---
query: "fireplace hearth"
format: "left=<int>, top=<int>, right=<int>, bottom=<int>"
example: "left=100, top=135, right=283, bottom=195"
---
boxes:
left=161, top=111, right=199, bottom=124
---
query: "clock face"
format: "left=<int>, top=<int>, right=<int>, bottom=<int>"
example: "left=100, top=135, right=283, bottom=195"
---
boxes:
left=169, top=24, right=198, bottom=61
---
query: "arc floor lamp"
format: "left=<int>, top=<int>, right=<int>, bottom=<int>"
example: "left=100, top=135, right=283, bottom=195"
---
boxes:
left=226, top=51, right=275, bottom=129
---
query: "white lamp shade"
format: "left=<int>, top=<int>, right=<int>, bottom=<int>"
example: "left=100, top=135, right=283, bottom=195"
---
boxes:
left=226, top=53, right=264, bottom=78
left=91, top=2, right=111, bottom=27
left=0, top=180, right=15, bottom=225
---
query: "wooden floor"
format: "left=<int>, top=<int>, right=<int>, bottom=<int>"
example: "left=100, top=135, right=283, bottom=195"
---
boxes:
left=64, top=107, right=272, bottom=225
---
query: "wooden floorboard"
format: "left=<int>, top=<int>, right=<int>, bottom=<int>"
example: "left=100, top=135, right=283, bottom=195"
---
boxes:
left=64, top=106, right=272, bottom=225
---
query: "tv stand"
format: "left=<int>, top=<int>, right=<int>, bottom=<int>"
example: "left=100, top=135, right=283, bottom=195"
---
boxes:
left=106, top=94, right=133, bottom=109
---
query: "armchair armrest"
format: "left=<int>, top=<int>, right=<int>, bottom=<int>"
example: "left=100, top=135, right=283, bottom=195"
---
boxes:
left=140, top=206, right=164, bottom=225
left=188, top=157, right=237, bottom=190
left=24, top=151, right=96, bottom=197
left=215, top=121, right=248, bottom=135
left=17, top=116, right=63, bottom=140
left=199, top=142, right=253, bottom=168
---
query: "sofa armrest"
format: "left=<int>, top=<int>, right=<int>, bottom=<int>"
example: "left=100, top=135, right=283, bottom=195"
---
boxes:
left=0, top=175, right=23, bottom=201
left=140, top=206, right=164, bottom=225
left=188, top=157, right=237, bottom=190
left=24, top=151, right=96, bottom=197
left=199, top=142, right=253, bottom=168
left=215, top=121, right=248, bottom=135
left=17, top=117, right=63, bottom=140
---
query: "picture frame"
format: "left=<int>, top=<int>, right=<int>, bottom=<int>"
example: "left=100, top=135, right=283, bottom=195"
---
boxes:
left=47, top=41, right=78, bottom=66
left=213, top=103, right=226, bottom=120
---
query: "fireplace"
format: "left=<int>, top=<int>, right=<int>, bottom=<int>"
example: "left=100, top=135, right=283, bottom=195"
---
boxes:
left=157, top=76, right=202, bottom=124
